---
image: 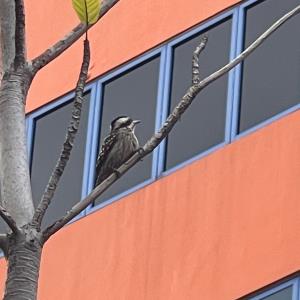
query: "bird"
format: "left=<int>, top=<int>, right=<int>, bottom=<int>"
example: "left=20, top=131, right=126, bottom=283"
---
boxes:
left=95, top=116, right=141, bottom=186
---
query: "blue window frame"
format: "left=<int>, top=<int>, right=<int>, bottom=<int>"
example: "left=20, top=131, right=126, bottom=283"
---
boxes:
left=247, top=278, right=300, bottom=300
left=86, top=47, right=167, bottom=212
left=25, top=0, right=300, bottom=218
left=27, top=84, right=97, bottom=226
left=157, top=9, right=238, bottom=175
left=231, top=0, right=300, bottom=140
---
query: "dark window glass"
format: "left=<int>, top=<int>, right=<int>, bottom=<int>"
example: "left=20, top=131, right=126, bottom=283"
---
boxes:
left=0, top=185, right=7, bottom=232
left=0, top=212, right=8, bottom=233
left=165, top=18, right=232, bottom=170
left=260, top=286, right=293, bottom=300
left=94, top=56, right=160, bottom=205
left=30, top=94, right=90, bottom=228
left=239, top=0, right=300, bottom=132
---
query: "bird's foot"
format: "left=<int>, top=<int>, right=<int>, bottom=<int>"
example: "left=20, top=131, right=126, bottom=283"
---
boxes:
left=138, top=147, right=145, bottom=155
left=113, top=168, right=121, bottom=178
left=137, top=147, right=145, bottom=161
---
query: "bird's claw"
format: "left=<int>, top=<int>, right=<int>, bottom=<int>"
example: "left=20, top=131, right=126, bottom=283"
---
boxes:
left=137, top=147, right=144, bottom=161
left=113, top=168, right=121, bottom=178
left=137, top=147, right=144, bottom=155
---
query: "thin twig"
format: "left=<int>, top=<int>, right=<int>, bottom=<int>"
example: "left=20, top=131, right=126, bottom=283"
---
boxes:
left=14, top=0, right=26, bottom=68
left=192, top=35, right=208, bottom=85
left=31, top=39, right=90, bottom=229
left=30, top=0, right=119, bottom=74
left=42, top=4, right=300, bottom=242
left=0, top=205, right=18, bottom=233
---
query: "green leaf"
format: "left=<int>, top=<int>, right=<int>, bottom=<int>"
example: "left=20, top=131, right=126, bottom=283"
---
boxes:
left=72, top=0, right=101, bottom=25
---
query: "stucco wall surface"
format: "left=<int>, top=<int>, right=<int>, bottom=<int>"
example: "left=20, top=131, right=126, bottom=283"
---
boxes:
left=0, top=109, right=298, bottom=299
left=24, top=0, right=240, bottom=112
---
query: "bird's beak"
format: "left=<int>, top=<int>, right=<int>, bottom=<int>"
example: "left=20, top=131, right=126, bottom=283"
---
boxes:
left=133, top=120, right=141, bottom=126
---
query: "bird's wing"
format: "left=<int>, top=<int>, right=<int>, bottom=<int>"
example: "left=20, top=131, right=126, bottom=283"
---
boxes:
left=95, top=132, right=118, bottom=181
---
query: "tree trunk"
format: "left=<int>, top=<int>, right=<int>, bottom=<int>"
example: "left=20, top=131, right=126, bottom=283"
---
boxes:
left=0, top=71, right=40, bottom=299
left=0, top=71, right=34, bottom=226
left=4, top=227, right=42, bottom=300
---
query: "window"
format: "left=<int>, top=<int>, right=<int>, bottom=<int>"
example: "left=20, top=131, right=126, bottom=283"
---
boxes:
left=93, top=55, right=160, bottom=205
left=261, top=286, right=293, bottom=300
left=30, top=94, right=90, bottom=228
left=164, top=17, right=233, bottom=171
left=244, top=278, right=298, bottom=300
left=21, top=0, right=300, bottom=217
left=238, top=0, right=300, bottom=133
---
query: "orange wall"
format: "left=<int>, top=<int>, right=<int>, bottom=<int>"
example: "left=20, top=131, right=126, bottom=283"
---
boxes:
left=0, top=109, right=298, bottom=299
left=24, top=0, right=241, bottom=113
left=0, top=1, right=296, bottom=299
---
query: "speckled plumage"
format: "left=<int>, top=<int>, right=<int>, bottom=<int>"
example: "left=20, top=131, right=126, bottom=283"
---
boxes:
left=95, top=117, right=140, bottom=186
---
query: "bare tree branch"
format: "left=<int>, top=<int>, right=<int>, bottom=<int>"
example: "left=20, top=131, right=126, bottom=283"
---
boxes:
left=30, top=0, right=120, bottom=74
left=0, top=205, right=18, bottom=233
left=42, top=4, right=300, bottom=242
left=192, top=35, right=208, bottom=85
left=14, top=0, right=26, bottom=68
left=31, top=39, right=91, bottom=229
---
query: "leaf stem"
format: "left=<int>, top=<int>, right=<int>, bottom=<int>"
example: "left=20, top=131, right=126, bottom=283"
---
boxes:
left=84, top=0, right=89, bottom=40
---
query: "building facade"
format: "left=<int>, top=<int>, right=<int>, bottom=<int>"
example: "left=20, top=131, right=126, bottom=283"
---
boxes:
left=0, top=0, right=300, bottom=299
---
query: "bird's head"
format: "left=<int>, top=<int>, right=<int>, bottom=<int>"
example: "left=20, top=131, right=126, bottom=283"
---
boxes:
left=110, top=116, right=141, bottom=132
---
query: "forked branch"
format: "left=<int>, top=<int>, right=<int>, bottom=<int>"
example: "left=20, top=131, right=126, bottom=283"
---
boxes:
left=31, top=39, right=91, bottom=229
left=42, top=4, right=300, bottom=241
left=30, top=0, right=119, bottom=74
left=0, top=205, right=18, bottom=233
